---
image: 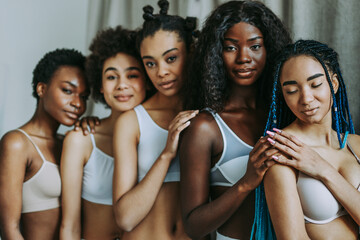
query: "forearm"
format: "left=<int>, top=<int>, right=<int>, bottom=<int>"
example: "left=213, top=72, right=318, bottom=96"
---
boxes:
left=114, top=151, right=173, bottom=231
left=59, top=226, right=80, bottom=240
left=184, top=182, right=251, bottom=239
left=0, top=222, right=24, bottom=240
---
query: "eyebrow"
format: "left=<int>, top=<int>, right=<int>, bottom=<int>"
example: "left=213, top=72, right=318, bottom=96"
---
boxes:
left=142, top=48, right=179, bottom=59
left=282, top=73, right=325, bottom=86
left=224, top=36, right=263, bottom=43
left=104, top=66, right=141, bottom=74
left=63, top=81, right=78, bottom=88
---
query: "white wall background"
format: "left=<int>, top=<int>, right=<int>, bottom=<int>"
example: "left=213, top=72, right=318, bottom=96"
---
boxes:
left=0, top=0, right=90, bottom=136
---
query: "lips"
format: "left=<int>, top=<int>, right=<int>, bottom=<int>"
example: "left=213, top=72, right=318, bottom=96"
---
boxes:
left=114, top=94, right=132, bottom=102
left=64, top=111, right=80, bottom=120
left=301, top=107, right=319, bottom=116
left=158, top=79, right=176, bottom=89
left=233, top=68, right=255, bottom=78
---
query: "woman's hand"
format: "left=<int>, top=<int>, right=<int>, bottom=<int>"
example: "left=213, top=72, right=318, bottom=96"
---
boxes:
left=266, top=128, right=334, bottom=179
left=163, top=110, right=199, bottom=158
left=240, top=136, right=277, bottom=190
left=74, top=116, right=101, bottom=135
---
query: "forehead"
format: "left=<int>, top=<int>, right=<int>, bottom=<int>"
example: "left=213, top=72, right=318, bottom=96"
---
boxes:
left=103, top=52, right=142, bottom=70
left=281, top=55, right=324, bottom=81
left=140, top=30, right=185, bottom=56
left=224, top=21, right=263, bottom=39
left=50, top=66, right=86, bottom=88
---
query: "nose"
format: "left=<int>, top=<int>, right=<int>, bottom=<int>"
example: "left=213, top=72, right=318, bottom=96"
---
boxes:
left=300, top=88, right=314, bottom=105
left=236, top=47, right=251, bottom=64
left=157, top=62, right=170, bottom=78
left=116, top=76, right=128, bottom=90
left=70, top=95, right=82, bottom=112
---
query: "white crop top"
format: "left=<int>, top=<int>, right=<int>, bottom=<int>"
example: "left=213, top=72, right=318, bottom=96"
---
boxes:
left=297, top=143, right=360, bottom=224
left=134, top=105, right=180, bottom=182
left=81, top=133, right=114, bottom=205
left=17, top=129, right=61, bottom=213
left=208, top=111, right=253, bottom=187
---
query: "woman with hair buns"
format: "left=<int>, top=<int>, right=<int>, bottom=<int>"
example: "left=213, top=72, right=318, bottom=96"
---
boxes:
left=112, top=0, right=198, bottom=239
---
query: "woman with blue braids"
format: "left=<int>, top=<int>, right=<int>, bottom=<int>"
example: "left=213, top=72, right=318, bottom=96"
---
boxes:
left=264, top=39, right=360, bottom=239
left=179, top=1, right=291, bottom=239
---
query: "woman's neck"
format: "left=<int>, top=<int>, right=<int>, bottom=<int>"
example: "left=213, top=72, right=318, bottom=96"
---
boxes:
left=226, top=83, right=258, bottom=110
left=149, top=91, right=183, bottom=111
left=100, top=110, right=124, bottom=135
left=290, top=112, right=335, bottom=146
left=27, top=107, right=60, bottom=138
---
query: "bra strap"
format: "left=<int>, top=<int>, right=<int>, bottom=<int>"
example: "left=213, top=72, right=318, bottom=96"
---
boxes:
left=347, top=143, right=360, bottom=165
left=15, top=129, right=46, bottom=163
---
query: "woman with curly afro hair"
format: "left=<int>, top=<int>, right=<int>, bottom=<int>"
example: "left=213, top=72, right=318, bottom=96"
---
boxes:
left=60, top=26, right=148, bottom=240
left=112, top=0, right=199, bottom=239
left=179, top=1, right=292, bottom=239
left=0, top=49, right=88, bottom=240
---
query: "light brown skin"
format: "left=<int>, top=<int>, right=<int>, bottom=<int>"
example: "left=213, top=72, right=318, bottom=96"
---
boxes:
left=179, top=22, right=277, bottom=239
left=264, top=55, right=360, bottom=240
left=0, top=66, right=88, bottom=240
left=112, top=30, right=198, bottom=240
left=60, top=53, right=147, bottom=240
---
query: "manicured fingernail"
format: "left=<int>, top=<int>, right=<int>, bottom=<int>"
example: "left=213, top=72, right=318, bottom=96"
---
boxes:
left=267, top=138, right=276, bottom=145
left=272, top=155, right=279, bottom=160
left=266, top=131, right=275, bottom=137
left=273, top=128, right=282, bottom=133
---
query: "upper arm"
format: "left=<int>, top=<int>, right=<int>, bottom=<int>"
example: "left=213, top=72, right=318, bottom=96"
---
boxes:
left=113, top=110, right=139, bottom=203
left=264, top=164, right=309, bottom=240
left=179, top=113, right=216, bottom=220
left=60, top=131, right=90, bottom=228
left=0, top=132, right=28, bottom=228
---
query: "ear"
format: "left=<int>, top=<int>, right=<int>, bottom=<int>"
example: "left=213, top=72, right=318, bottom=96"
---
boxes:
left=331, top=73, right=339, bottom=94
left=100, top=87, right=104, bottom=94
left=36, top=82, right=47, bottom=98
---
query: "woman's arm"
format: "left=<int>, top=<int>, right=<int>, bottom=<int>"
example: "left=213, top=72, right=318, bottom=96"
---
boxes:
left=179, top=114, right=276, bottom=239
left=0, top=132, right=28, bottom=240
left=268, top=130, right=360, bottom=225
left=60, top=131, right=90, bottom=240
left=264, top=164, right=310, bottom=240
left=113, top=110, right=197, bottom=232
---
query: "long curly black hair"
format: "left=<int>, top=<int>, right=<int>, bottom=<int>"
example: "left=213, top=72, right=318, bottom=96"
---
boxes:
left=32, top=48, right=86, bottom=102
left=184, top=0, right=292, bottom=112
left=137, top=0, right=198, bottom=53
left=86, top=26, right=146, bottom=106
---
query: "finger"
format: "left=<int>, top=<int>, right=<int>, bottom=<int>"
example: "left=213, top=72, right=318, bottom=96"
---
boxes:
left=95, top=117, right=101, bottom=125
left=169, top=110, right=198, bottom=129
left=271, top=154, right=296, bottom=167
left=266, top=131, right=300, bottom=152
left=74, top=120, right=81, bottom=131
left=272, top=128, right=303, bottom=147
left=267, top=138, right=298, bottom=159
left=81, top=119, right=89, bottom=135
left=250, top=137, right=274, bottom=161
left=88, top=118, right=96, bottom=134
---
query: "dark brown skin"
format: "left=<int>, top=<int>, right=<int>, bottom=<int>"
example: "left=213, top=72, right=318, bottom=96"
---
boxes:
left=179, top=22, right=277, bottom=239
left=0, top=66, right=88, bottom=240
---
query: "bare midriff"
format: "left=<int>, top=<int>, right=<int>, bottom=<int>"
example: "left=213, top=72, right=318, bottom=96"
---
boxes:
left=81, top=199, right=123, bottom=240
left=122, top=182, right=190, bottom=240
left=21, top=207, right=61, bottom=240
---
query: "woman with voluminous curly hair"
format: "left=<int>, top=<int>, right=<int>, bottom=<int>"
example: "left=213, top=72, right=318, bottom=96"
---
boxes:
left=179, top=1, right=292, bottom=239
left=60, top=26, right=147, bottom=240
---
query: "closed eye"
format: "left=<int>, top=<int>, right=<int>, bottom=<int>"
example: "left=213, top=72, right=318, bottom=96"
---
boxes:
left=312, top=82, right=323, bottom=88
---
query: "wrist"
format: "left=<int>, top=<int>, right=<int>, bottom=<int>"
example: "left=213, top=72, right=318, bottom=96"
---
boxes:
left=159, top=151, right=175, bottom=162
left=236, top=179, right=253, bottom=195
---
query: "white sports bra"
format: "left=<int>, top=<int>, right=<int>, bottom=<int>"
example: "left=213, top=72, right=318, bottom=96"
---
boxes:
left=208, top=110, right=253, bottom=187
left=134, top=105, right=180, bottom=183
left=81, top=133, right=114, bottom=205
left=17, top=129, right=61, bottom=213
left=297, top=143, right=360, bottom=224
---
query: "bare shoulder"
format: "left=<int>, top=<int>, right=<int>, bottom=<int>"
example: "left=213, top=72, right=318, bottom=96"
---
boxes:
left=0, top=130, right=30, bottom=164
left=114, top=110, right=139, bottom=138
left=63, top=129, right=91, bottom=147
left=185, top=111, right=218, bottom=136
left=265, top=163, right=297, bottom=182
left=347, top=133, right=360, bottom=155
